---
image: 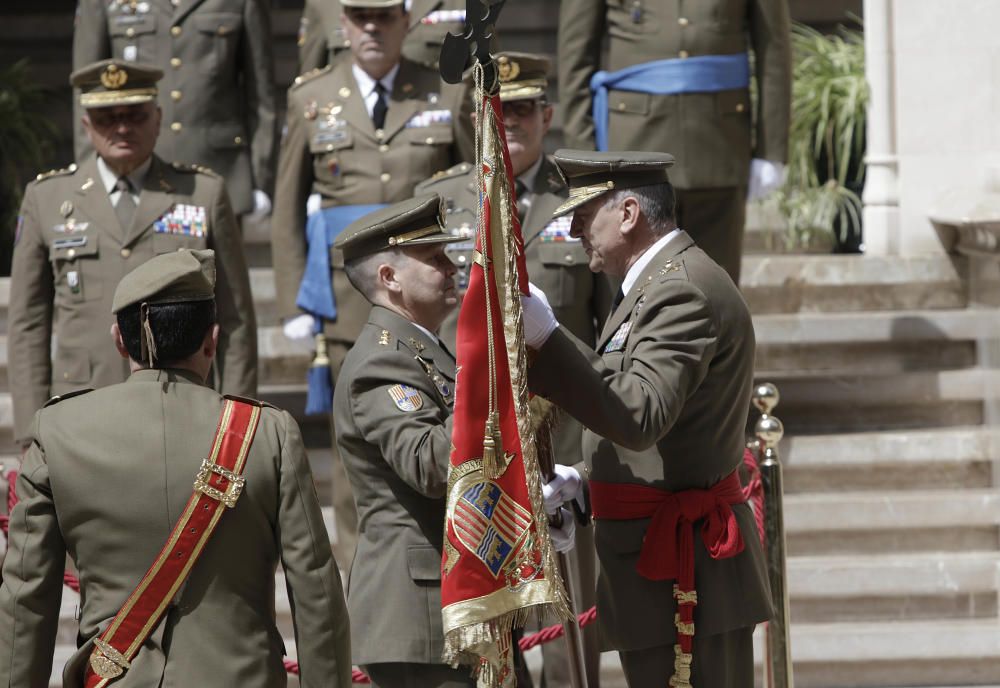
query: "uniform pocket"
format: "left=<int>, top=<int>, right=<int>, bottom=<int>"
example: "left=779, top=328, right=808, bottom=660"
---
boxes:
left=208, top=122, right=249, bottom=150
left=406, top=544, right=442, bottom=582
left=535, top=242, right=591, bottom=307
left=606, top=89, right=651, bottom=117
left=310, top=129, right=353, bottom=190
left=49, top=235, right=100, bottom=303
left=194, top=13, right=243, bottom=74
left=153, top=232, right=209, bottom=253
left=405, top=125, right=454, bottom=147
left=53, top=346, right=92, bottom=385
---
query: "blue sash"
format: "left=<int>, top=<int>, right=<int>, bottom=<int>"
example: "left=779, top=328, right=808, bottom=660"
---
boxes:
left=590, top=53, right=750, bottom=151
left=296, top=204, right=387, bottom=321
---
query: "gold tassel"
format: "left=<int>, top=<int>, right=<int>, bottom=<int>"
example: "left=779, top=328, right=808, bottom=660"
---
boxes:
left=312, top=331, right=330, bottom=367
left=482, top=411, right=504, bottom=479
left=139, top=302, right=157, bottom=367
left=668, top=644, right=694, bottom=688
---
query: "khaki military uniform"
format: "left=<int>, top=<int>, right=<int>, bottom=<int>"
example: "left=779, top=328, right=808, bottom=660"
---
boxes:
left=9, top=155, right=257, bottom=444
left=530, top=233, right=772, bottom=685
left=416, top=155, right=610, bottom=688
left=298, top=0, right=467, bottom=72
left=73, top=0, right=278, bottom=215
left=557, top=0, right=791, bottom=282
left=0, top=368, right=351, bottom=687
left=333, top=306, right=471, bottom=684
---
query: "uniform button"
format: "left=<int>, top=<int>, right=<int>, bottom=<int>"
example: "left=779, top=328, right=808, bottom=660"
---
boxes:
left=63, top=372, right=70, bottom=380
left=617, top=102, right=627, bottom=111
left=564, top=254, right=573, bottom=264
left=679, top=50, right=689, bottom=59
left=425, top=137, right=435, bottom=145
left=325, top=144, right=334, bottom=152
left=735, top=102, right=746, bottom=113
left=67, top=249, right=76, bottom=259
left=457, top=255, right=467, bottom=264
left=678, top=17, right=689, bottom=26
left=378, top=144, right=389, bottom=153
left=170, top=57, right=182, bottom=68
left=170, top=90, right=182, bottom=102
left=171, top=122, right=182, bottom=132
left=234, top=136, right=243, bottom=145
left=380, top=172, right=391, bottom=183
left=125, top=27, right=135, bottom=37
left=120, top=248, right=132, bottom=258
left=171, top=26, right=182, bottom=37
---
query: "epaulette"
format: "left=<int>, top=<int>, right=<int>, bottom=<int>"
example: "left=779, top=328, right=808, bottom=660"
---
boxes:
left=34, top=163, right=78, bottom=183
left=170, top=161, right=219, bottom=177
left=418, top=161, right=473, bottom=189
left=292, top=65, right=332, bottom=89
left=43, top=388, right=93, bottom=407
left=224, top=393, right=276, bottom=409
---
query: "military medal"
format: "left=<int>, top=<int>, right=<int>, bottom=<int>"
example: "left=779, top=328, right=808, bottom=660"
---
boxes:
left=304, top=101, right=318, bottom=120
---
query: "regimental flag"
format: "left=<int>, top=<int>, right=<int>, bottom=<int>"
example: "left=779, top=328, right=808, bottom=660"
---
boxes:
left=441, top=74, right=570, bottom=687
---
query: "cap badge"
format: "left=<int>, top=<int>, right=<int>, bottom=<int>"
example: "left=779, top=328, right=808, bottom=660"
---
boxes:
left=497, top=56, right=520, bottom=83
left=100, top=64, right=128, bottom=90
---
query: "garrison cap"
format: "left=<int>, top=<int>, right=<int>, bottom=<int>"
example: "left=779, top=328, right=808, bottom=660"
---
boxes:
left=552, top=150, right=675, bottom=217
left=335, top=194, right=460, bottom=261
left=339, top=0, right=404, bottom=7
left=71, top=59, right=163, bottom=109
left=496, top=52, right=550, bottom=102
left=112, top=249, right=216, bottom=314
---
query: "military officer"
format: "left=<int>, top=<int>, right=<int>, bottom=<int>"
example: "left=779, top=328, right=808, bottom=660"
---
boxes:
left=331, top=195, right=469, bottom=686
left=415, top=51, right=607, bottom=688
left=299, top=0, right=468, bottom=72
left=522, top=151, right=772, bottom=688
left=271, top=0, right=474, bottom=568
left=8, top=60, right=257, bottom=448
left=0, top=249, right=350, bottom=687
left=73, top=0, right=278, bottom=219
left=557, top=0, right=792, bottom=283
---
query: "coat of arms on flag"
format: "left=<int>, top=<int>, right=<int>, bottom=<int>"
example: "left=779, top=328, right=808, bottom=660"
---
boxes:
left=452, top=479, right=532, bottom=577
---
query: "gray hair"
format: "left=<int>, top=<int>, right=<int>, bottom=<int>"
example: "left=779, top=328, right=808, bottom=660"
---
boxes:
left=603, top=182, right=676, bottom=237
left=344, top=248, right=401, bottom=302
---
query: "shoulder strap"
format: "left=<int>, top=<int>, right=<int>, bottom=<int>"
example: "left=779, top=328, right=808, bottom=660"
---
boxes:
left=84, top=399, right=262, bottom=687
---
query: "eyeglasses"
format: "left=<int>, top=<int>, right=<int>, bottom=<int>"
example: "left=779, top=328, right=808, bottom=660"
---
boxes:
left=87, top=108, right=152, bottom=129
left=501, top=100, right=542, bottom=119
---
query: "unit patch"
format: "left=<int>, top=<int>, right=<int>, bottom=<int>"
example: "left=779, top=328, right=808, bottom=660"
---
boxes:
left=388, top=384, right=423, bottom=412
left=154, top=204, right=207, bottom=237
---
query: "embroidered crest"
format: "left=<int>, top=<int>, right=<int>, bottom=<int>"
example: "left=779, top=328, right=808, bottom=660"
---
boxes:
left=388, top=384, right=423, bottom=412
left=604, top=321, right=632, bottom=353
left=100, top=64, right=128, bottom=90
left=452, top=481, right=532, bottom=577
left=154, top=204, right=207, bottom=237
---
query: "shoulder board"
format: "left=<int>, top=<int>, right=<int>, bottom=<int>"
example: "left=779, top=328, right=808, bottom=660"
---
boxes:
left=170, top=161, right=219, bottom=177
left=43, top=388, right=94, bottom=407
left=292, top=65, right=332, bottom=89
left=223, top=393, right=276, bottom=409
left=423, top=162, right=473, bottom=186
left=34, top=163, right=78, bottom=183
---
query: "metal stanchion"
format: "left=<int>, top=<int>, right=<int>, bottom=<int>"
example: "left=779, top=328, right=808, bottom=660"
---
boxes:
left=753, top=383, right=794, bottom=688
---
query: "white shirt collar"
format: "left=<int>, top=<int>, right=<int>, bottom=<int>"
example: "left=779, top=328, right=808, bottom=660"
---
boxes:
left=411, top=322, right=439, bottom=346
left=516, top=156, right=543, bottom=193
left=621, top=229, right=684, bottom=297
left=352, top=62, right=400, bottom=115
left=97, top=155, right=151, bottom=196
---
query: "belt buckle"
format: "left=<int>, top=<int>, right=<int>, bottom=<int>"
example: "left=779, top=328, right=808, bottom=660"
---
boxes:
left=90, top=638, right=130, bottom=679
left=193, top=459, right=245, bottom=508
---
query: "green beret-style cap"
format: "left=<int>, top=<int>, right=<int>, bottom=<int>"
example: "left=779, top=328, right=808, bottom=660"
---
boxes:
left=335, top=194, right=462, bottom=262
left=70, top=59, right=163, bottom=109
left=112, top=248, right=216, bottom=314
left=551, top=150, right=675, bottom=217
left=496, top=52, right=551, bottom=102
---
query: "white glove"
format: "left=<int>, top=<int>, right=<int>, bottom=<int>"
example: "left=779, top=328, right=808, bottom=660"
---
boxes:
left=542, top=464, right=583, bottom=514
left=306, top=192, right=322, bottom=216
left=521, top=282, right=558, bottom=348
left=549, top=507, right=576, bottom=553
left=283, top=314, right=316, bottom=341
left=747, top=159, right=786, bottom=201
left=246, top=189, right=272, bottom=221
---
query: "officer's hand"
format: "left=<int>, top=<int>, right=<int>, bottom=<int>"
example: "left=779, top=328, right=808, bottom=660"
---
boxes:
left=247, top=190, right=272, bottom=220
left=747, top=159, right=786, bottom=201
left=549, top=508, right=576, bottom=553
left=542, top=464, right=583, bottom=514
left=521, top=282, right=558, bottom=348
left=283, top=314, right=316, bottom=341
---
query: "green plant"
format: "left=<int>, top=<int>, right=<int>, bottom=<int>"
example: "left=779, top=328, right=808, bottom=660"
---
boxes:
left=0, top=59, right=57, bottom=272
left=775, top=21, right=868, bottom=248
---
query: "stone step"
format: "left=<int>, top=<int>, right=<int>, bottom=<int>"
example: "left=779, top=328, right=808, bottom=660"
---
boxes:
left=780, top=426, right=1000, bottom=493
left=785, top=489, right=1000, bottom=555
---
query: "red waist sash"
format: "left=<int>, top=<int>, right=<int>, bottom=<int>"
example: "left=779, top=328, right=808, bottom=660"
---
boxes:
left=590, top=471, right=746, bottom=687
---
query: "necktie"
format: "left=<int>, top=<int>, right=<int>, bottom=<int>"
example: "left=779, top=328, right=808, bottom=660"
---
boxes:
left=115, top=177, right=136, bottom=230
left=372, top=81, right=388, bottom=130
left=514, top=179, right=528, bottom=224
left=611, top=287, right=625, bottom=312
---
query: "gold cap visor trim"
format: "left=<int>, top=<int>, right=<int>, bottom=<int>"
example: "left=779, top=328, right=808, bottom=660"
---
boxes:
left=81, top=87, right=158, bottom=108
left=552, top=181, right=616, bottom=218
left=499, top=79, right=548, bottom=102
left=388, top=223, right=465, bottom=248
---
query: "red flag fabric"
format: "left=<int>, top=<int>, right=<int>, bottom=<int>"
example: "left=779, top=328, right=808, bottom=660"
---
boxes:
left=442, top=81, right=570, bottom=686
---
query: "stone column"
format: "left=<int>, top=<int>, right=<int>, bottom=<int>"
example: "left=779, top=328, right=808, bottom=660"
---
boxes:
left=862, top=0, right=900, bottom=255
